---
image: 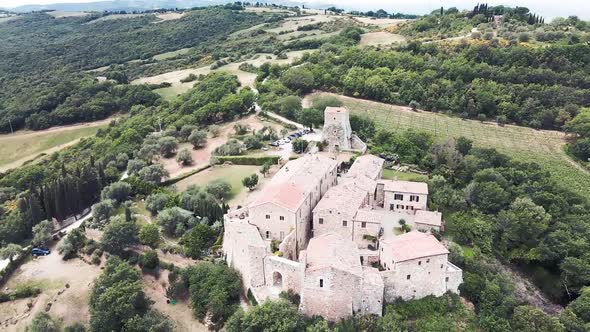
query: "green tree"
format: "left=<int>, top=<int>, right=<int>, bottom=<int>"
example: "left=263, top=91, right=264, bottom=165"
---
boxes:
left=465, top=181, right=510, bottom=214
left=292, top=139, right=309, bottom=153
left=280, top=67, right=314, bottom=93
left=298, top=108, right=323, bottom=129
left=188, top=129, right=208, bottom=149
left=206, top=180, right=232, bottom=200
left=26, top=312, right=58, bottom=332
left=260, top=162, right=271, bottom=177
left=58, top=228, right=86, bottom=260
left=90, top=257, right=150, bottom=332
left=139, top=223, right=160, bottom=248
left=138, top=164, right=169, bottom=184
left=242, top=174, right=259, bottom=190
left=176, top=148, right=193, bottom=166
left=226, top=300, right=305, bottom=332
left=497, top=197, right=551, bottom=261
left=512, top=305, right=565, bottom=332
left=145, top=193, right=170, bottom=215
left=64, top=322, right=86, bottom=332
left=122, top=310, right=172, bottom=332
left=101, top=219, right=139, bottom=255
left=182, top=224, right=214, bottom=259
left=31, top=220, right=53, bottom=247
left=183, top=263, right=242, bottom=327
left=101, top=181, right=132, bottom=204
left=91, top=199, right=115, bottom=228
left=158, top=136, right=178, bottom=158
left=141, top=250, right=159, bottom=269
left=0, top=243, right=23, bottom=262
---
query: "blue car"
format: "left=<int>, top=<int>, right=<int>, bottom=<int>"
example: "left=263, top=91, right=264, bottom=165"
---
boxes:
left=31, top=247, right=50, bottom=256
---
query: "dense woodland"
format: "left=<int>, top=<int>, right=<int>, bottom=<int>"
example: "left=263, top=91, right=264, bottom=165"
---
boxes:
left=1, top=3, right=590, bottom=332
left=0, top=6, right=264, bottom=132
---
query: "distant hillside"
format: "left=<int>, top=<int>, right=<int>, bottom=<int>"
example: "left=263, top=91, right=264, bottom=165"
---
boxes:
left=8, top=0, right=330, bottom=12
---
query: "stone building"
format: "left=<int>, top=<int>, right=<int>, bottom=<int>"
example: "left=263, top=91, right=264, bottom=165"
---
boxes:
left=323, top=107, right=367, bottom=153
left=300, top=232, right=383, bottom=321
left=379, top=231, right=463, bottom=301
left=222, top=153, right=461, bottom=322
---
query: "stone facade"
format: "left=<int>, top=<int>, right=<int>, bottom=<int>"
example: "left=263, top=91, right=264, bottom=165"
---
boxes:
left=323, top=107, right=367, bottom=153
left=222, top=153, right=462, bottom=322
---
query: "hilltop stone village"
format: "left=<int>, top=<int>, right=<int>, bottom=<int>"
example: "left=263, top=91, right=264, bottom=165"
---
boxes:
left=222, top=107, right=463, bottom=321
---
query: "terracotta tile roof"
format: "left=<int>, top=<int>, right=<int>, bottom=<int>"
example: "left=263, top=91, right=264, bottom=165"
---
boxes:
left=414, top=210, right=442, bottom=227
left=382, top=231, right=448, bottom=262
left=313, top=182, right=368, bottom=217
left=378, top=179, right=429, bottom=195
left=305, top=232, right=362, bottom=275
left=346, top=155, right=385, bottom=181
left=251, top=182, right=307, bottom=212
left=250, top=154, right=338, bottom=212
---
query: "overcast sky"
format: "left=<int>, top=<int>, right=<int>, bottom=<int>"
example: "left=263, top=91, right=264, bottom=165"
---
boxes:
left=0, top=0, right=588, bottom=19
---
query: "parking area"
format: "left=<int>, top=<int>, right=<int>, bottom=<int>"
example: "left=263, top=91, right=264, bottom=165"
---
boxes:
left=269, top=128, right=312, bottom=147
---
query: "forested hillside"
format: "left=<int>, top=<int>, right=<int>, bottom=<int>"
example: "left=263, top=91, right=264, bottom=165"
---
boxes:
left=0, top=6, right=264, bottom=132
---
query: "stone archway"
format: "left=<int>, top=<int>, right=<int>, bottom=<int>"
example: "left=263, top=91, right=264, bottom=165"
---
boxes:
left=273, top=271, right=283, bottom=288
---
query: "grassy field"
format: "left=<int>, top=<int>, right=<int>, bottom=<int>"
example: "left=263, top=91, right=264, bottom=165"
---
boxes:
left=306, top=92, right=590, bottom=201
left=382, top=169, right=429, bottom=182
left=0, top=121, right=109, bottom=171
left=173, top=165, right=259, bottom=198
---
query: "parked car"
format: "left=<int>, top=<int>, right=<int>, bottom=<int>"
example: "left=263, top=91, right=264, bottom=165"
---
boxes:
left=270, top=141, right=279, bottom=147
left=32, top=247, right=50, bottom=256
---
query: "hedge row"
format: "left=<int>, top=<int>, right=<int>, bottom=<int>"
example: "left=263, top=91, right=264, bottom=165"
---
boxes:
left=218, top=155, right=280, bottom=166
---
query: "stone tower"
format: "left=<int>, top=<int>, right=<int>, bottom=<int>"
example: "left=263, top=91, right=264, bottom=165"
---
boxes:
left=323, top=107, right=353, bottom=152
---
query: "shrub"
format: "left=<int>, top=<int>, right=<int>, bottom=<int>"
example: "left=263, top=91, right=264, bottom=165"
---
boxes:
left=27, top=312, right=58, bottom=332
left=214, top=139, right=244, bottom=156
left=244, top=135, right=263, bottom=150
left=217, top=155, right=279, bottom=166
left=145, top=193, right=170, bottom=215
left=176, top=148, right=193, bottom=166
left=141, top=250, right=159, bottom=270
left=139, top=223, right=161, bottom=248
left=188, top=129, right=208, bottom=149
left=206, top=180, right=232, bottom=200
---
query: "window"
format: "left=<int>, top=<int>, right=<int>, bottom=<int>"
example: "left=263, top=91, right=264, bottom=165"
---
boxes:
left=407, top=274, right=411, bottom=280
left=361, top=222, right=367, bottom=228
left=279, top=216, right=284, bottom=221
left=418, top=261, right=422, bottom=266
left=266, top=231, right=270, bottom=239
left=280, top=231, right=284, bottom=240
left=407, top=206, right=414, bottom=210
left=389, top=204, right=394, bottom=211
left=410, top=195, right=420, bottom=202
left=441, top=264, right=444, bottom=269
left=426, top=259, right=430, bottom=263
left=342, top=220, right=347, bottom=227
left=319, top=279, right=324, bottom=288
left=265, top=214, right=270, bottom=219
left=319, top=218, right=324, bottom=224
left=446, top=277, right=449, bottom=282
left=394, top=194, right=404, bottom=200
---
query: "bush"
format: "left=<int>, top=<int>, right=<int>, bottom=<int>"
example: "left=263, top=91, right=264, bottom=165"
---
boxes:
left=139, top=223, right=161, bottom=248
left=141, top=250, right=159, bottom=270
left=214, top=139, right=244, bottom=156
left=217, top=155, right=279, bottom=166
left=145, top=193, right=170, bottom=215
left=27, top=312, right=58, bottom=332
left=188, top=129, right=208, bottom=149
left=244, top=135, right=263, bottom=150
left=206, top=180, right=232, bottom=200
left=176, top=148, right=193, bottom=166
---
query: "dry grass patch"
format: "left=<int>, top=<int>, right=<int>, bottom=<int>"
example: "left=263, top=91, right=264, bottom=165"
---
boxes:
left=46, top=11, right=89, bottom=18
left=360, top=31, right=406, bottom=46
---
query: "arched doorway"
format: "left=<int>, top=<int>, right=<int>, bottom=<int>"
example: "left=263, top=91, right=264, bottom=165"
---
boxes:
left=273, top=271, right=283, bottom=288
